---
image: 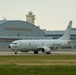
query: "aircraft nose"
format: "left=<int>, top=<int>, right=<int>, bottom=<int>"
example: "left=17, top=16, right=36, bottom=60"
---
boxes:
left=8, top=46, right=11, bottom=48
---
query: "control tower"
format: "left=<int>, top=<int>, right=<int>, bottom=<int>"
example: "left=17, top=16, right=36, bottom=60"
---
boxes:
left=26, top=11, right=35, bottom=25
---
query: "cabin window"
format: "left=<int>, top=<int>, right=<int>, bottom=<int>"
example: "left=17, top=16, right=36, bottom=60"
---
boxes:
left=12, top=43, right=17, bottom=44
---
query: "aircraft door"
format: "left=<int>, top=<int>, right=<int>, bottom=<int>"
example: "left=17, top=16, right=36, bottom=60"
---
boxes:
left=18, top=41, right=23, bottom=49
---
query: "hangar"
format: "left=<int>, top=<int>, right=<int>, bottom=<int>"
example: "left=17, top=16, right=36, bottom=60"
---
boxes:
left=0, top=19, right=46, bottom=48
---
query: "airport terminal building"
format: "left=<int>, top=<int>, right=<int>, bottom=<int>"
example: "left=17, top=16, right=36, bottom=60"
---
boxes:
left=44, top=29, right=76, bottom=48
left=0, top=11, right=76, bottom=48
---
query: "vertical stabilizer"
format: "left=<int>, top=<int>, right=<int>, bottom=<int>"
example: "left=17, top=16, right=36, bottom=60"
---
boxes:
left=58, top=21, right=72, bottom=40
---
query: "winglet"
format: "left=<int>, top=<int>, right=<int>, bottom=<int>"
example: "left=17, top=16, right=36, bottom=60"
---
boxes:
left=58, top=21, right=72, bottom=40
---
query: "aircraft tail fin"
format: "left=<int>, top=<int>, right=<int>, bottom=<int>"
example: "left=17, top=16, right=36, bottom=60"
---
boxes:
left=58, top=21, right=72, bottom=40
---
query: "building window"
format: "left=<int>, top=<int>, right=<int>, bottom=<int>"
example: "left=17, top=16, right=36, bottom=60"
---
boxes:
left=35, top=34, right=37, bottom=36
left=17, top=32, right=20, bottom=36
left=0, top=32, right=2, bottom=35
left=9, top=33, right=11, bottom=36
left=27, top=33, right=29, bottom=36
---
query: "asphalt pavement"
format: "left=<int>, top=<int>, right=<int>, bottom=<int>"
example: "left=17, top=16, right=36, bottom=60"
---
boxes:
left=0, top=48, right=76, bottom=55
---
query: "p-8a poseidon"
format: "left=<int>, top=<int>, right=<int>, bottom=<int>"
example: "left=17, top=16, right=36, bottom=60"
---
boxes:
left=9, top=21, right=72, bottom=54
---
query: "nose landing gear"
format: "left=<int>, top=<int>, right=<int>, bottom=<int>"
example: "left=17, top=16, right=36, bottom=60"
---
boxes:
left=8, top=46, right=11, bottom=48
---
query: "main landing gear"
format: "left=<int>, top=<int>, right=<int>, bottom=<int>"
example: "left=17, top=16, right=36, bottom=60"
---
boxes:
left=34, top=51, right=38, bottom=54
left=46, top=52, right=51, bottom=54
left=15, top=51, right=17, bottom=54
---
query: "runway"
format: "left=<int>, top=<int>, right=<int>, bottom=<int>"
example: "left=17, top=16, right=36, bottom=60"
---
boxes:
left=52, top=49, right=76, bottom=55
left=0, top=48, right=76, bottom=55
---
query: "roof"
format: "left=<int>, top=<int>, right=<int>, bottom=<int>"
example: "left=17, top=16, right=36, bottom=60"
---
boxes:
left=44, top=30, right=76, bottom=35
left=44, top=30, right=76, bottom=39
left=0, top=20, right=45, bottom=37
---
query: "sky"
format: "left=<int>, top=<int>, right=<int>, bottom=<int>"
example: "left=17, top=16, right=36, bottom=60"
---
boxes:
left=0, top=0, right=76, bottom=30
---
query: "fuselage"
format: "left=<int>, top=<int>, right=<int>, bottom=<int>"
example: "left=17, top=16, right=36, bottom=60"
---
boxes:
left=9, top=39, right=69, bottom=51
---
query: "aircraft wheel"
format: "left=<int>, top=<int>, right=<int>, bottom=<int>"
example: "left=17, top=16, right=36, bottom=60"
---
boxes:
left=46, top=52, right=51, bottom=54
left=15, top=52, right=17, bottom=54
left=34, top=51, right=38, bottom=54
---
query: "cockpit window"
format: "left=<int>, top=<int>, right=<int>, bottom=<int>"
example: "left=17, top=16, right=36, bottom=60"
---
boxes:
left=12, top=43, right=17, bottom=44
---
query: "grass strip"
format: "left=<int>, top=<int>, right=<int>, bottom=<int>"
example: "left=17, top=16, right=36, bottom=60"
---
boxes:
left=0, top=65, right=76, bottom=75
left=0, top=55, right=76, bottom=75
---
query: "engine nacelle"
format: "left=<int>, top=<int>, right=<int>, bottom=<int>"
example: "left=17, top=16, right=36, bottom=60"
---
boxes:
left=43, top=47, right=51, bottom=54
left=37, top=46, right=51, bottom=54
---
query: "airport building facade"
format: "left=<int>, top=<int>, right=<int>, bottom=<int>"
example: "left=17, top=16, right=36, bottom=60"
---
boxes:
left=44, top=29, right=76, bottom=48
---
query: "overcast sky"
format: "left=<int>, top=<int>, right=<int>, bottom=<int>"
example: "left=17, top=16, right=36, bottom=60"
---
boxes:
left=0, top=0, right=76, bottom=30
